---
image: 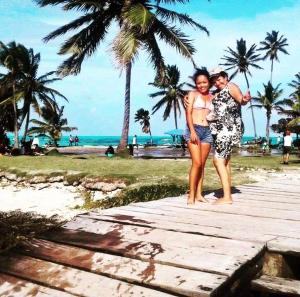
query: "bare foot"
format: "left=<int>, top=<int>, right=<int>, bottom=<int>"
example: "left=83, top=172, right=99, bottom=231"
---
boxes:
left=195, top=196, right=209, bottom=203
left=213, top=197, right=233, bottom=205
left=187, top=196, right=195, bottom=205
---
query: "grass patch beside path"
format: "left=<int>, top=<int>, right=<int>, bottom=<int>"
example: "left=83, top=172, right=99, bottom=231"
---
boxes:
left=1, top=154, right=298, bottom=208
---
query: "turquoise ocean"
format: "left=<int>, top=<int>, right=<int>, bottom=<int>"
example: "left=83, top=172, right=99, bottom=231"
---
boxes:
left=8, top=135, right=282, bottom=147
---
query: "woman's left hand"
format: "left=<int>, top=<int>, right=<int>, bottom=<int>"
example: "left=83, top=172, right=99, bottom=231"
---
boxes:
left=242, top=90, right=251, bottom=104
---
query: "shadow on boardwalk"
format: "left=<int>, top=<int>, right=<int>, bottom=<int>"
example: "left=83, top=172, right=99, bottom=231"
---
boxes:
left=0, top=170, right=300, bottom=296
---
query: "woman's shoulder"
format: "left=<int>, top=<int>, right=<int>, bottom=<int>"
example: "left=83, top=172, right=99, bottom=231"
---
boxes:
left=227, top=82, right=240, bottom=91
left=188, top=90, right=199, bottom=99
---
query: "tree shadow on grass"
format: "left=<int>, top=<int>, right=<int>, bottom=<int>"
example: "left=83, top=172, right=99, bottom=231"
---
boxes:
left=0, top=211, right=64, bottom=254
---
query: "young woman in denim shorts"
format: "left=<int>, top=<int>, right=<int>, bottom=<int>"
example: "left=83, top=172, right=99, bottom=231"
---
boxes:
left=184, top=69, right=213, bottom=205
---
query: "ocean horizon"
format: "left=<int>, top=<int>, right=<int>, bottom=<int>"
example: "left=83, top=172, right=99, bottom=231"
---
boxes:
left=7, top=134, right=284, bottom=147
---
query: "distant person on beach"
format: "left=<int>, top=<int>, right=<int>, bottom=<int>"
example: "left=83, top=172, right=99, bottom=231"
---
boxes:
left=105, top=145, right=115, bottom=157
left=31, top=136, right=39, bottom=149
left=69, top=135, right=74, bottom=146
left=132, top=135, right=138, bottom=149
left=184, top=69, right=214, bottom=205
left=283, top=130, right=292, bottom=164
left=74, top=135, right=79, bottom=146
left=208, top=67, right=251, bottom=204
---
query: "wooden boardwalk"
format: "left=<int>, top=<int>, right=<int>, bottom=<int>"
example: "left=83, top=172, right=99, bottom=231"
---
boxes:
left=0, top=172, right=300, bottom=296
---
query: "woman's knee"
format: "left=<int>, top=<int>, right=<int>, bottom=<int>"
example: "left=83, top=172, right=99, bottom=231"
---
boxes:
left=192, top=159, right=202, bottom=168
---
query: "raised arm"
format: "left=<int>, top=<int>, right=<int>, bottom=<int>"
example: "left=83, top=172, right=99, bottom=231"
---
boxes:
left=228, top=83, right=251, bottom=105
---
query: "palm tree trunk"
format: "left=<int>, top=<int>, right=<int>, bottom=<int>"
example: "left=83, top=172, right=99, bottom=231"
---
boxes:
left=23, top=108, right=30, bottom=141
left=270, top=60, right=274, bottom=83
left=174, top=104, right=178, bottom=129
left=244, top=73, right=257, bottom=138
left=12, top=82, right=19, bottom=149
left=117, top=62, right=132, bottom=153
left=266, top=112, right=271, bottom=145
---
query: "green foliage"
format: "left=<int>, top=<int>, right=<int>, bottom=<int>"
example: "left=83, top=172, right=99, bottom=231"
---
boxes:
left=150, top=65, right=186, bottom=129
left=81, top=182, right=187, bottom=210
left=259, top=30, right=289, bottom=82
left=34, top=0, right=208, bottom=76
left=28, top=104, right=77, bottom=146
left=0, top=211, right=64, bottom=253
left=221, top=38, right=262, bottom=81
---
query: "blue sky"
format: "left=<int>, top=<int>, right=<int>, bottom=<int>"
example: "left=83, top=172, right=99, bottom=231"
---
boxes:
left=0, top=0, right=299, bottom=136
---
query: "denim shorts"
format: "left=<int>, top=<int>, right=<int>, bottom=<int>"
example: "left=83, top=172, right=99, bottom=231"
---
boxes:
left=184, top=124, right=213, bottom=144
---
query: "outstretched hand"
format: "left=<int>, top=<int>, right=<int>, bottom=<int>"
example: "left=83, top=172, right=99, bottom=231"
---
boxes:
left=242, top=90, right=251, bottom=105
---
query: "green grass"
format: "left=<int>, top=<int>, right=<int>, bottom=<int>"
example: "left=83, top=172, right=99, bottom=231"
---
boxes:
left=1, top=154, right=298, bottom=187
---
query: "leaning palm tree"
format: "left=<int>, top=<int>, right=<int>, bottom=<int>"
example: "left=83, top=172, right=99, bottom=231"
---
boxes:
left=258, top=30, right=289, bottom=83
left=28, top=104, right=77, bottom=147
left=221, top=38, right=262, bottom=138
left=134, top=108, right=152, bottom=144
left=150, top=65, right=186, bottom=129
left=18, top=49, right=67, bottom=140
left=34, top=0, right=208, bottom=153
left=251, top=82, right=284, bottom=144
left=0, top=41, right=28, bottom=148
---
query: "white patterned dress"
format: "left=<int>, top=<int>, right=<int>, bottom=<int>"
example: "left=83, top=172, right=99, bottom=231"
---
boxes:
left=209, top=84, right=243, bottom=159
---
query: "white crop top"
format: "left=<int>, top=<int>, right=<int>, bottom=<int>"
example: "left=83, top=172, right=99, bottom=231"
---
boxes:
left=193, top=94, right=213, bottom=111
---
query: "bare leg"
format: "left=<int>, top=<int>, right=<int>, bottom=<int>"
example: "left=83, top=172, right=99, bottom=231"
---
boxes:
left=213, top=157, right=233, bottom=204
left=286, top=152, right=290, bottom=164
left=187, top=141, right=202, bottom=204
left=195, top=143, right=211, bottom=202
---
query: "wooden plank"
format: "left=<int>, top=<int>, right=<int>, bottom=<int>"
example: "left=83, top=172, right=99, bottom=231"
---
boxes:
left=0, top=254, right=173, bottom=297
left=83, top=206, right=300, bottom=239
left=64, top=216, right=263, bottom=257
left=130, top=202, right=300, bottom=225
left=43, top=227, right=255, bottom=277
left=228, top=197, right=300, bottom=211
left=19, top=239, right=227, bottom=297
left=268, top=237, right=300, bottom=256
left=137, top=199, right=300, bottom=221
left=237, top=185, right=300, bottom=196
left=78, top=210, right=277, bottom=243
left=0, top=273, right=74, bottom=297
left=252, top=275, right=300, bottom=295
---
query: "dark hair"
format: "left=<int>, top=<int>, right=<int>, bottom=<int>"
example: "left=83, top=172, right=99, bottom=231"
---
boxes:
left=192, top=69, right=210, bottom=84
left=210, top=71, right=228, bottom=84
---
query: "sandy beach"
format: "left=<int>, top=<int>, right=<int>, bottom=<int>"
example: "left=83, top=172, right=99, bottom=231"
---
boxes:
left=0, top=184, right=84, bottom=220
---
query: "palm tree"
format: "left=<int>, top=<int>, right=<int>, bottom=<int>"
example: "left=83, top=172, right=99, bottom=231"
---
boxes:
left=259, top=30, right=289, bottom=83
left=221, top=38, right=262, bottom=138
left=279, top=91, right=300, bottom=130
left=134, top=108, right=152, bottom=144
left=19, top=49, right=67, bottom=140
left=251, top=82, right=284, bottom=144
left=288, top=72, right=300, bottom=96
left=34, top=0, right=208, bottom=153
left=28, top=104, right=77, bottom=147
left=0, top=83, right=14, bottom=134
left=150, top=65, right=186, bottom=129
left=1, top=47, right=67, bottom=141
left=0, top=42, right=28, bottom=148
